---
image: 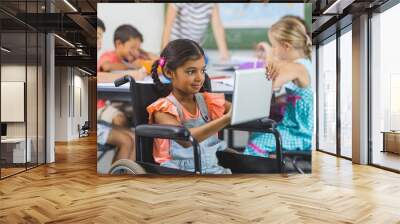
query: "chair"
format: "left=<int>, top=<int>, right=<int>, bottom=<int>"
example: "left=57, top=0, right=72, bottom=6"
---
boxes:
left=114, top=74, right=289, bottom=174
left=78, top=121, right=90, bottom=138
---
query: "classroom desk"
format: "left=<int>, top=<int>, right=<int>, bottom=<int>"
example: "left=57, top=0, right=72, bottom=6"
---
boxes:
left=97, top=49, right=256, bottom=95
left=1, top=137, right=32, bottom=165
left=97, top=49, right=258, bottom=97
left=97, top=67, right=235, bottom=101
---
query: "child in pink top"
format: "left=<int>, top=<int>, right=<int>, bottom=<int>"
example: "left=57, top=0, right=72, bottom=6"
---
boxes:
left=147, top=39, right=232, bottom=174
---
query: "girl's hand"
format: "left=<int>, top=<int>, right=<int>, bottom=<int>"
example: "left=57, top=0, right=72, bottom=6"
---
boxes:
left=227, top=106, right=233, bottom=119
left=224, top=105, right=233, bottom=121
left=266, top=61, right=279, bottom=81
left=225, top=107, right=232, bottom=119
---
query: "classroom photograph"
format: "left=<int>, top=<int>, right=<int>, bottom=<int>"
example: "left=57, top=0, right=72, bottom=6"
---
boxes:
left=0, top=0, right=400, bottom=223
left=97, top=3, right=313, bottom=175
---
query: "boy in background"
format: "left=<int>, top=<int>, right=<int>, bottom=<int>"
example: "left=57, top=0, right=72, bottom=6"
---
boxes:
left=98, top=24, right=157, bottom=73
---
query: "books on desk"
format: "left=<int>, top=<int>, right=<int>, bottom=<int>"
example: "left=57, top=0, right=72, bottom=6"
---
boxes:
left=212, top=60, right=240, bottom=71
left=212, top=60, right=265, bottom=71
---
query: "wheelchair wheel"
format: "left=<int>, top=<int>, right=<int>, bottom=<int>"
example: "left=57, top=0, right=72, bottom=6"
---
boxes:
left=109, top=159, right=147, bottom=175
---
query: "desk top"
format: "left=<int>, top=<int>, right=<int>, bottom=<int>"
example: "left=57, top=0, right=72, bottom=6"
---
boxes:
left=97, top=51, right=261, bottom=95
left=1, top=137, right=30, bottom=143
left=381, top=131, right=400, bottom=134
left=98, top=67, right=235, bottom=94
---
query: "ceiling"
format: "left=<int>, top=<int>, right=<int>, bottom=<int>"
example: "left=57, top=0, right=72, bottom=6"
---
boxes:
left=0, top=0, right=99, bottom=73
left=311, top=0, right=390, bottom=43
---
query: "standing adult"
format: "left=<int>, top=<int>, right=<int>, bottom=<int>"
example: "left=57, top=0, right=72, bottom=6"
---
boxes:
left=161, top=3, right=230, bottom=60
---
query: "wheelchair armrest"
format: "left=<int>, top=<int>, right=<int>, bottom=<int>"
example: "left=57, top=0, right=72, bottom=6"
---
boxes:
left=135, top=124, right=202, bottom=174
left=227, top=117, right=277, bottom=132
left=227, top=117, right=284, bottom=173
left=135, top=124, right=191, bottom=141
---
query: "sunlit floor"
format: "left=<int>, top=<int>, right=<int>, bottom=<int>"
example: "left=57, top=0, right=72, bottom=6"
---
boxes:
left=0, top=162, right=44, bottom=179
left=1, top=167, right=25, bottom=177
left=372, top=150, right=400, bottom=171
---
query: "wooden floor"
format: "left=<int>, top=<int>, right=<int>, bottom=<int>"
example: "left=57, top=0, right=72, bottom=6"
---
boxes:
left=1, top=136, right=400, bottom=223
left=372, top=150, right=400, bottom=171
left=1, top=167, right=26, bottom=178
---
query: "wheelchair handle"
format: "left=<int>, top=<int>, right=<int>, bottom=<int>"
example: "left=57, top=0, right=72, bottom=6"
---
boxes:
left=114, top=75, right=134, bottom=87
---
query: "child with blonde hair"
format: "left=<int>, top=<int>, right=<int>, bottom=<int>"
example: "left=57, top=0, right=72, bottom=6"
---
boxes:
left=245, top=16, right=314, bottom=157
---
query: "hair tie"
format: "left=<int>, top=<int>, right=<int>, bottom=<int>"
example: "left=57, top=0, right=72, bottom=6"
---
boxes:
left=159, top=56, right=166, bottom=67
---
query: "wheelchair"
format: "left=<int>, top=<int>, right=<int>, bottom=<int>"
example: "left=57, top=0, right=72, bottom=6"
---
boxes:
left=97, top=119, right=142, bottom=174
left=110, top=75, right=310, bottom=175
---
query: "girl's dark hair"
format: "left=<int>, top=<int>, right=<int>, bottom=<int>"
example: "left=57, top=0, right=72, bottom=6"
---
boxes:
left=151, top=39, right=210, bottom=97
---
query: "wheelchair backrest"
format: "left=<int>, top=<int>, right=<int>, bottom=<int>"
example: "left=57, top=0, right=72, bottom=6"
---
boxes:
left=130, top=81, right=162, bottom=163
left=131, top=82, right=164, bottom=127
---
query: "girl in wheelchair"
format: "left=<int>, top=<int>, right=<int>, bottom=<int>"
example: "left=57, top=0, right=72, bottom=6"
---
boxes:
left=147, top=39, right=233, bottom=174
left=245, top=16, right=314, bottom=159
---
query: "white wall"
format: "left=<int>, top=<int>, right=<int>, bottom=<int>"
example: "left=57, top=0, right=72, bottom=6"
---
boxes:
left=97, top=3, right=165, bottom=57
left=1, top=65, right=26, bottom=140
left=1, top=66, right=29, bottom=137
left=1, top=64, right=46, bottom=163
left=77, top=75, right=89, bottom=125
left=72, top=73, right=89, bottom=138
left=1, top=65, right=26, bottom=82
left=55, top=67, right=68, bottom=141
left=54, top=67, right=89, bottom=141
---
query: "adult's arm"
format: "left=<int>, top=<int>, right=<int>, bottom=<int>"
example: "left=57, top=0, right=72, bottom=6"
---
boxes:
left=210, top=4, right=230, bottom=60
left=161, top=3, right=178, bottom=49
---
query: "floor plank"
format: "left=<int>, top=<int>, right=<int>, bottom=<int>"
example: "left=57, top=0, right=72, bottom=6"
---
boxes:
left=0, top=135, right=400, bottom=223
